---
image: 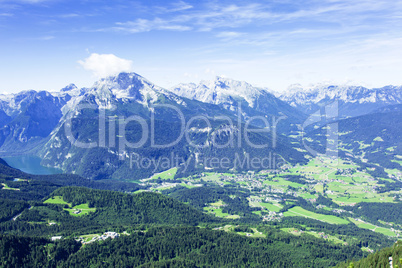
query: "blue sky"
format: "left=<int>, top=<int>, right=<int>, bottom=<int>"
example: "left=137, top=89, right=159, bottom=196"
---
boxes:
left=1, top=0, right=402, bottom=93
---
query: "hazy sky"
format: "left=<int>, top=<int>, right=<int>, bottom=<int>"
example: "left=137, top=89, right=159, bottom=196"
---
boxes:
left=1, top=0, right=402, bottom=93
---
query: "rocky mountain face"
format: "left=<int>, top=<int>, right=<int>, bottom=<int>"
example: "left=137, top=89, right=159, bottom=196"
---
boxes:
left=1, top=72, right=401, bottom=180
left=277, top=84, right=402, bottom=118
left=0, top=90, right=70, bottom=154
left=169, top=76, right=305, bottom=122
left=34, top=73, right=306, bottom=180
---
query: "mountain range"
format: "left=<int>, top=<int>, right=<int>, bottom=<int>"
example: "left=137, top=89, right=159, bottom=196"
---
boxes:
left=1, top=73, right=402, bottom=267
left=0, top=73, right=401, bottom=180
left=277, top=83, right=402, bottom=118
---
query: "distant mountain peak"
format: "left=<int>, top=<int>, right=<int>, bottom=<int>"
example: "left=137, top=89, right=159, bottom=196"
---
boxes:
left=60, top=83, right=78, bottom=92
left=168, top=76, right=303, bottom=122
left=97, top=72, right=147, bottom=90
left=278, top=83, right=402, bottom=118
left=281, top=84, right=402, bottom=103
left=170, top=76, right=267, bottom=108
left=67, top=72, right=180, bottom=109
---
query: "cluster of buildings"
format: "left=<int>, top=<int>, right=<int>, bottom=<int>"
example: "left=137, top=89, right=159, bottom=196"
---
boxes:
left=318, top=232, right=329, bottom=239
left=76, top=231, right=120, bottom=244
left=262, top=211, right=283, bottom=222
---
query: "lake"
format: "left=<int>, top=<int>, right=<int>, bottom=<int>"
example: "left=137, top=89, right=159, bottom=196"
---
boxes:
left=2, top=155, right=63, bottom=175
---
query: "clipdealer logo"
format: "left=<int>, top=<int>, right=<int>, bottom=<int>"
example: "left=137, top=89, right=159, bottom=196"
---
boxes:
left=63, top=102, right=312, bottom=171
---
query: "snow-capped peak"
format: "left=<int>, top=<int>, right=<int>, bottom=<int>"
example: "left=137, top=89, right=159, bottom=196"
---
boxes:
left=277, top=83, right=402, bottom=118
left=60, top=83, right=78, bottom=92
left=169, top=76, right=269, bottom=108
left=90, top=72, right=167, bottom=103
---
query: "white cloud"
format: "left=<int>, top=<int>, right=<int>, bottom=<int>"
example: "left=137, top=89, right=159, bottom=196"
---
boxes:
left=58, top=13, right=79, bottom=18
left=112, top=18, right=191, bottom=33
left=104, top=1, right=402, bottom=36
left=216, top=31, right=244, bottom=39
left=155, top=1, right=193, bottom=13
left=78, top=53, right=133, bottom=78
left=105, top=3, right=274, bottom=34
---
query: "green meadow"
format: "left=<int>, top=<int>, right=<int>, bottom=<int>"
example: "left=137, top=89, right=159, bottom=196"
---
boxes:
left=284, top=206, right=349, bottom=224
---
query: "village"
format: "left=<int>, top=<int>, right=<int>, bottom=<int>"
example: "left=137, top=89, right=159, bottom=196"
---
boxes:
left=76, top=231, right=122, bottom=244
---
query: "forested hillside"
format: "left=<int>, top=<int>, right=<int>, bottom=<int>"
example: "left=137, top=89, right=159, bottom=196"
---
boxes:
left=0, top=158, right=142, bottom=201
left=305, top=109, right=402, bottom=173
left=48, top=187, right=217, bottom=226
left=1, top=226, right=364, bottom=268
left=336, top=241, right=402, bottom=268
left=0, top=163, right=373, bottom=267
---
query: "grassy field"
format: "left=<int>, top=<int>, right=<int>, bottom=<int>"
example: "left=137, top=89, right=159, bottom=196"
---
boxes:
left=65, top=203, right=96, bottom=217
left=385, top=168, right=402, bottom=176
left=263, top=177, right=304, bottom=188
left=225, top=215, right=241, bottom=219
left=349, top=218, right=396, bottom=237
left=298, top=192, right=317, bottom=199
left=259, top=202, right=282, bottom=212
left=203, top=207, right=229, bottom=217
left=149, top=167, right=178, bottom=180
left=44, top=197, right=95, bottom=217
left=284, top=206, right=349, bottom=224
left=210, top=200, right=225, bottom=207
left=330, top=194, right=393, bottom=205
left=235, top=228, right=266, bottom=238
left=200, top=173, right=231, bottom=185
left=210, top=208, right=228, bottom=217
left=44, top=196, right=70, bottom=206
left=375, top=227, right=396, bottom=237
left=392, top=159, right=402, bottom=166
left=314, top=184, right=324, bottom=193
left=78, top=234, right=101, bottom=243
left=179, top=183, right=199, bottom=189
left=218, top=225, right=266, bottom=238
left=1, top=183, right=19, bottom=191
left=282, top=228, right=346, bottom=244
left=203, top=201, right=240, bottom=219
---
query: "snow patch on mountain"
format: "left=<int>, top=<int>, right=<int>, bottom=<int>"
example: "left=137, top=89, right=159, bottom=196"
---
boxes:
left=92, top=72, right=170, bottom=104
left=279, top=84, right=402, bottom=107
left=169, top=76, right=269, bottom=108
